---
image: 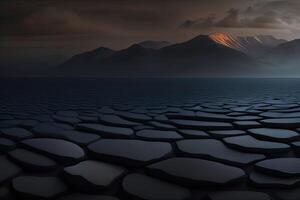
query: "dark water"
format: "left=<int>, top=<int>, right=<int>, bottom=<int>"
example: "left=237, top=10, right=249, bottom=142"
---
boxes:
left=1, top=78, right=300, bottom=108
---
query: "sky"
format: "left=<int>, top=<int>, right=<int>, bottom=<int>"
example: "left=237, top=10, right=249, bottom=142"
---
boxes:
left=1, top=0, right=300, bottom=69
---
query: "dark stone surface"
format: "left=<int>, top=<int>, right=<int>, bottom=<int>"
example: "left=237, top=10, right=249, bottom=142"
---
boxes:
left=248, top=128, right=299, bottom=142
left=136, top=129, right=183, bottom=141
left=2, top=80, right=300, bottom=199
left=261, top=118, right=300, bottom=128
left=177, top=139, right=265, bottom=166
left=208, top=130, right=246, bottom=138
left=58, top=194, right=119, bottom=200
left=63, top=160, right=126, bottom=191
left=249, top=171, right=300, bottom=188
left=223, top=135, right=290, bottom=153
left=233, top=121, right=262, bottom=129
left=0, top=156, right=21, bottom=184
left=207, top=191, right=272, bottom=200
left=99, top=114, right=140, bottom=127
left=22, top=138, right=85, bottom=163
left=122, top=173, right=191, bottom=200
left=8, top=148, right=57, bottom=171
left=255, top=158, right=300, bottom=177
left=171, top=120, right=233, bottom=130
left=12, top=176, right=68, bottom=199
left=178, top=129, right=210, bottom=138
left=76, top=123, right=134, bottom=138
left=147, top=157, right=245, bottom=186
left=0, top=128, right=33, bottom=140
left=88, top=139, right=172, bottom=166
left=0, top=138, right=16, bottom=152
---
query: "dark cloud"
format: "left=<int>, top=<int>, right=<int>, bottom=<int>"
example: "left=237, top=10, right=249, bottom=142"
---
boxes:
left=180, top=0, right=300, bottom=32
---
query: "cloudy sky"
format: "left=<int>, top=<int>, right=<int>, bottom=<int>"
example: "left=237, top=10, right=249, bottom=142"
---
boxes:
left=1, top=0, right=300, bottom=69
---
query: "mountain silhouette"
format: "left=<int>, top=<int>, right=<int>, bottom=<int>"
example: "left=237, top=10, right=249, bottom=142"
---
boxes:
left=209, top=33, right=286, bottom=56
left=60, top=34, right=286, bottom=76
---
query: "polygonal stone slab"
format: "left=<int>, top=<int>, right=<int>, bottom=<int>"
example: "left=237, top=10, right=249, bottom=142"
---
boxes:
left=0, top=138, right=16, bottom=153
left=0, top=156, right=22, bottom=184
left=99, top=114, right=140, bottom=127
left=147, top=157, right=245, bottom=186
left=148, top=121, right=177, bottom=130
left=177, top=139, right=265, bottom=166
left=171, top=120, right=233, bottom=130
left=22, top=138, right=85, bottom=163
left=275, top=188, right=300, bottom=200
left=249, top=172, right=300, bottom=188
left=208, top=130, right=246, bottom=138
left=122, top=173, right=191, bottom=200
left=136, top=130, right=183, bottom=141
left=261, top=118, right=300, bottom=128
left=12, top=176, right=68, bottom=199
left=255, top=158, right=300, bottom=177
left=0, top=128, right=33, bottom=140
left=63, top=160, right=126, bottom=191
left=49, top=130, right=100, bottom=146
left=88, top=139, right=172, bottom=166
left=178, top=129, right=210, bottom=138
left=233, top=121, right=262, bottom=129
left=0, top=187, right=12, bottom=200
left=56, top=111, right=79, bottom=117
left=117, top=112, right=152, bottom=122
left=223, top=135, right=290, bottom=154
left=196, top=112, right=233, bottom=122
left=248, top=128, right=299, bottom=142
left=76, top=123, right=134, bottom=138
left=58, top=194, right=119, bottom=200
left=52, top=115, right=81, bottom=125
left=208, top=191, right=272, bottom=200
left=8, top=148, right=57, bottom=171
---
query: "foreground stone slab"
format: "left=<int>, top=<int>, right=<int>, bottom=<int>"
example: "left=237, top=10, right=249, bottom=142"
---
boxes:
left=275, top=188, right=300, bottom=200
left=0, top=127, right=33, bottom=140
left=99, top=114, right=140, bottom=127
left=53, top=115, right=81, bottom=125
left=58, top=194, right=119, bottom=200
left=22, top=138, right=85, bottom=163
left=117, top=112, right=152, bottom=122
left=178, top=129, right=210, bottom=138
left=233, top=121, right=262, bottom=129
left=76, top=123, right=134, bottom=138
left=50, top=130, right=100, bottom=146
left=249, top=172, right=300, bottom=188
left=261, top=118, right=300, bottom=128
left=122, top=173, right=191, bottom=200
left=171, top=120, right=233, bottom=130
left=0, top=156, right=21, bottom=184
left=0, top=187, right=12, bottom=200
left=63, top=160, right=126, bottom=191
left=136, top=130, right=183, bottom=141
left=148, top=121, right=177, bottom=130
left=12, top=176, right=68, bottom=199
left=255, top=158, right=300, bottom=177
left=177, top=139, right=265, bottom=166
left=88, top=139, right=172, bottom=166
left=223, top=135, right=290, bottom=154
left=208, top=130, right=246, bottom=138
left=147, top=157, right=245, bottom=186
left=208, top=191, right=272, bottom=200
left=0, top=137, right=16, bottom=152
left=248, top=128, right=299, bottom=142
left=8, top=148, right=57, bottom=171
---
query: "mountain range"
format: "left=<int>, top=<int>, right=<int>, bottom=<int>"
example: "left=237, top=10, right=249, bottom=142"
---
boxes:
left=60, top=33, right=300, bottom=76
